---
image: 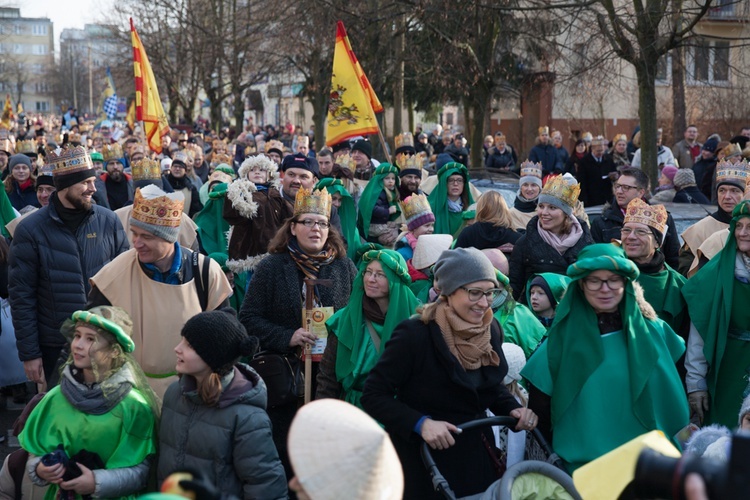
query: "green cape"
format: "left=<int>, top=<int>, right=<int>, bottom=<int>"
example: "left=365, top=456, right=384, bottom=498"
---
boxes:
left=208, top=252, right=246, bottom=313
left=328, top=249, right=420, bottom=408
left=356, top=163, right=401, bottom=239
left=316, top=178, right=361, bottom=260
left=428, top=162, right=474, bottom=236
left=636, top=263, right=686, bottom=332
left=524, top=272, right=572, bottom=308
left=193, top=183, right=230, bottom=256
left=545, top=244, right=669, bottom=431
left=494, top=302, right=546, bottom=358
left=0, top=187, right=16, bottom=238
left=682, top=200, right=750, bottom=404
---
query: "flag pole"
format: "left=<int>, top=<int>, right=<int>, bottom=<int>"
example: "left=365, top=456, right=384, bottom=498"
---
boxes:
left=375, top=121, right=392, bottom=165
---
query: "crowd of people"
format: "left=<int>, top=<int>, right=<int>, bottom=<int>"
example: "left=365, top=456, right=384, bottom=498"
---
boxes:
left=0, top=112, right=748, bottom=499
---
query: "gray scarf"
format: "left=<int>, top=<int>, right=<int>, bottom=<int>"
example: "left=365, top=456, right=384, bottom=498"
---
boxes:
left=447, top=197, right=464, bottom=213
left=60, top=364, right=134, bottom=415
left=736, top=253, right=750, bottom=284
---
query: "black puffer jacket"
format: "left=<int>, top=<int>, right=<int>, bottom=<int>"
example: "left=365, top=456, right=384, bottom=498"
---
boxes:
left=509, top=215, right=593, bottom=300
left=590, top=198, right=680, bottom=269
left=8, top=199, right=128, bottom=360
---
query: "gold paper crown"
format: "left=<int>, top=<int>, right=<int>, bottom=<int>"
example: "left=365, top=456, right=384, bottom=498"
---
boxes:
left=16, top=139, right=37, bottom=155
left=101, top=143, right=124, bottom=162
left=47, top=146, right=93, bottom=176
left=519, top=160, right=542, bottom=179
left=716, top=158, right=748, bottom=187
left=265, top=140, right=284, bottom=153
left=173, top=151, right=189, bottom=164
left=538, top=126, right=549, bottom=135
left=395, top=132, right=414, bottom=150
left=294, top=186, right=332, bottom=218
left=581, top=132, right=593, bottom=142
left=0, top=126, right=14, bottom=154
left=400, top=153, right=423, bottom=172
left=613, top=133, right=627, bottom=143
left=132, top=187, right=184, bottom=228
left=244, top=145, right=257, bottom=155
left=131, top=158, right=162, bottom=181
left=336, top=153, right=356, bottom=174
left=210, top=153, right=233, bottom=167
left=720, top=143, right=742, bottom=159
left=400, top=193, right=432, bottom=221
left=541, top=174, right=580, bottom=207
left=623, top=198, right=668, bottom=236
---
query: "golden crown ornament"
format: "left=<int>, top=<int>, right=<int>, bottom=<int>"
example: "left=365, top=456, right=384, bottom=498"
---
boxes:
left=101, top=143, right=124, bottom=162
left=47, top=146, right=94, bottom=175
left=400, top=193, right=432, bottom=221
left=294, top=186, right=332, bottom=218
left=131, top=186, right=184, bottom=229
left=541, top=174, right=581, bottom=207
left=131, top=158, right=162, bottom=181
left=623, top=198, right=668, bottom=236
left=520, top=160, right=542, bottom=179
left=716, top=158, right=748, bottom=186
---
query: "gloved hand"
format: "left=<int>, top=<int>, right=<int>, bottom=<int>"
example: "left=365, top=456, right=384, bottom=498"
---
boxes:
left=688, top=391, right=709, bottom=425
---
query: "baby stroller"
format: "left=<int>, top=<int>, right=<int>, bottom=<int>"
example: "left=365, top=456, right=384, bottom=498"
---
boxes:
left=421, top=416, right=581, bottom=500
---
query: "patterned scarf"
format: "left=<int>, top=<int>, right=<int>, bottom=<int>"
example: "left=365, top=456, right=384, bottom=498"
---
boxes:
left=288, top=236, right=337, bottom=282
left=435, top=301, right=499, bottom=370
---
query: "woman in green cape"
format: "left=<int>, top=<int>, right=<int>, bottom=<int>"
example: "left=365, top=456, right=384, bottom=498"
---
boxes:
left=357, top=163, right=402, bottom=246
left=428, top=162, right=474, bottom=237
left=19, top=307, right=159, bottom=500
left=522, top=244, right=689, bottom=472
left=315, top=177, right=361, bottom=260
left=316, top=249, right=419, bottom=409
left=683, top=200, right=750, bottom=428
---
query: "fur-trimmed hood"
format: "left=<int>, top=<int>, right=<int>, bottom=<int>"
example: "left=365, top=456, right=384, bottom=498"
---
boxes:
left=237, top=154, right=281, bottom=184
left=632, top=280, right=657, bottom=320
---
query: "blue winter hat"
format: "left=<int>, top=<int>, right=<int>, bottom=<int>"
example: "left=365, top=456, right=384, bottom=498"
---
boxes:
left=702, top=138, right=719, bottom=153
left=435, top=153, right=453, bottom=171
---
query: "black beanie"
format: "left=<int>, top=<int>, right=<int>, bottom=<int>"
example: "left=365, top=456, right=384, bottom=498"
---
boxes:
left=351, top=139, right=372, bottom=159
left=529, top=276, right=557, bottom=307
left=181, top=309, right=257, bottom=375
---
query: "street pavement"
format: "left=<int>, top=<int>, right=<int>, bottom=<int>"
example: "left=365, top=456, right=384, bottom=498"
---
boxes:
left=0, top=383, right=34, bottom=463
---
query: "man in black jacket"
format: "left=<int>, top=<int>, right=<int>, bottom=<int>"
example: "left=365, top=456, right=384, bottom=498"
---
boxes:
left=576, top=136, right=617, bottom=207
left=9, top=147, right=129, bottom=387
left=590, top=167, right=680, bottom=269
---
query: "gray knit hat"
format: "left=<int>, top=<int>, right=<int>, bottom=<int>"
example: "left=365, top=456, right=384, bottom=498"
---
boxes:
left=130, top=185, right=184, bottom=243
left=673, top=168, right=696, bottom=189
left=433, top=247, right=499, bottom=296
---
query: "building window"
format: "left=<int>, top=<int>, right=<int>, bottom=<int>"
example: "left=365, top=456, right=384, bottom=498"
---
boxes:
left=36, top=101, right=49, bottom=112
left=32, top=45, right=47, bottom=55
left=13, top=44, right=22, bottom=54
left=32, top=24, right=47, bottom=36
left=656, top=54, right=671, bottom=85
left=688, top=39, right=730, bottom=84
left=13, top=24, right=21, bottom=35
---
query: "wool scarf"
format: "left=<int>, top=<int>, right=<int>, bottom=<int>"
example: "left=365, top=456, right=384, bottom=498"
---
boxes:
left=60, top=364, right=133, bottom=415
left=537, top=216, right=583, bottom=255
left=288, top=237, right=337, bottom=281
left=435, top=301, right=499, bottom=371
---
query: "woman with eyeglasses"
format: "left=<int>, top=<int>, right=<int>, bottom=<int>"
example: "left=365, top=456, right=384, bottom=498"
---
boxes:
left=521, top=244, right=689, bottom=472
left=316, top=249, right=419, bottom=409
left=429, top=162, right=475, bottom=237
left=362, top=247, right=537, bottom=498
left=239, top=186, right=357, bottom=486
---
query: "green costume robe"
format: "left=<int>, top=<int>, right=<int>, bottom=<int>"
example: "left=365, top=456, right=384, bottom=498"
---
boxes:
left=316, top=178, right=361, bottom=260
left=19, top=384, right=157, bottom=499
left=524, top=272, right=571, bottom=333
left=636, top=263, right=687, bottom=333
left=682, top=202, right=750, bottom=427
left=356, top=164, right=401, bottom=242
left=522, top=244, right=689, bottom=471
left=328, top=249, right=420, bottom=409
left=193, top=183, right=230, bottom=256
left=428, top=162, right=474, bottom=237
left=494, top=303, right=546, bottom=359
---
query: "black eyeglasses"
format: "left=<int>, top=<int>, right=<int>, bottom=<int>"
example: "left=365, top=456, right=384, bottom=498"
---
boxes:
left=582, top=276, right=625, bottom=291
left=460, top=286, right=502, bottom=302
left=621, top=227, right=652, bottom=238
left=295, top=219, right=330, bottom=229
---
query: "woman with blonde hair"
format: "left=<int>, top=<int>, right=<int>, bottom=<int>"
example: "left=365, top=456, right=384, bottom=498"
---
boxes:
left=455, top=190, right=520, bottom=255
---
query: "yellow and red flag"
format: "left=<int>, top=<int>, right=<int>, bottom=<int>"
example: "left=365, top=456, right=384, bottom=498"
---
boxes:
left=325, top=21, right=383, bottom=147
left=1, top=94, right=14, bottom=128
left=126, top=99, right=136, bottom=131
left=130, top=18, right=169, bottom=154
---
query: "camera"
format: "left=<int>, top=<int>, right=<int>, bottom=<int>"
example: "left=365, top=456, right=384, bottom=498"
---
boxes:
left=633, top=432, right=750, bottom=499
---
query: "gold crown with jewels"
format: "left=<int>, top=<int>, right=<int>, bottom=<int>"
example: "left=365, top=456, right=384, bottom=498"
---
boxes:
left=131, top=187, right=184, bottom=228
left=131, top=158, right=162, bottom=181
left=294, top=186, right=331, bottom=218
left=210, top=152, right=233, bottom=167
left=16, top=139, right=37, bottom=156
left=716, top=158, right=748, bottom=187
left=400, top=193, right=432, bottom=221
left=47, top=146, right=94, bottom=176
left=623, top=198, right=667, bottom=235
left=519, top=160, right=542, bottom=179
left=541, top=174, right=580, bottom=207
left=336, top=152, right=356, bottom=174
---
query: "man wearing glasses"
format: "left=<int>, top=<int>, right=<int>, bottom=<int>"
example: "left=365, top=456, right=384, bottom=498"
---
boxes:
left=591, top=167, right=680, bottom=269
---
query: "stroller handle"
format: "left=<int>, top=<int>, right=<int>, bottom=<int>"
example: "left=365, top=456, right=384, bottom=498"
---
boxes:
left=420, top=415, right=561, bottom=499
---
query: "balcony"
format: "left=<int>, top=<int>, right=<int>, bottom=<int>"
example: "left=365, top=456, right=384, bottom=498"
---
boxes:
left=705, top=0, right=750, bottom=21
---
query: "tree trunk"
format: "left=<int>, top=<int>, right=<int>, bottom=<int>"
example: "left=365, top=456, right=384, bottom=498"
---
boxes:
left=312, top=87, right=328, bottom=150
left=671, top=46, right=687, bottom=145
left=185, top=96, right=197, bottom=125
left=469, top=96, right=487, bottom=172
left=392, top=14, right=405, bottom=139
left=636, top=60, right=659, bottom=188
left=233, top=88, right=244, bottom=135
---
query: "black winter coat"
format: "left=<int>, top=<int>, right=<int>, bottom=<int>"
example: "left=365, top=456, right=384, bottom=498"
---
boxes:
left=239, top=252, right=357, bottom=354
left=590, top=199, right=680, bottom=269
left=361, top=318, right=521, bottom=499
left=8, top=197, right=128, bottom=360
left=509, top=216, right=593, bottom=300
left=576, top=153, right=616, bottom=207
left=454, top=221, right=521, bottom=251
left=484, top=147, right=516, bottom=171
left=673, top=186, right=710, bottom=205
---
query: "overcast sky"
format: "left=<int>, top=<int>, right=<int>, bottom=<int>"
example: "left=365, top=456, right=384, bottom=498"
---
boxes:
left=15, top=0, right=116, bottom=49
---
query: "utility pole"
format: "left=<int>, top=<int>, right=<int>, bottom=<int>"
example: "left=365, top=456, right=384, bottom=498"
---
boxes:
left=71, top=53, right=77, bottom=109
left=88, top=44, right=93, bottom=115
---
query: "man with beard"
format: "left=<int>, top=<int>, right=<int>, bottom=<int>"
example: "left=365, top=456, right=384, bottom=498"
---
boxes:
left=398, top=157, right=423, bottom=201
left=8, top=146, right=128, bottom=387
left=167, top=151, right=203, bottom=217
left=101, top=143, right=133, bottom=210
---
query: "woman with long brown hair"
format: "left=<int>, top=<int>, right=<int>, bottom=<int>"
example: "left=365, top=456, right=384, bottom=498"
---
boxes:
left=455, top=190, right=520, bottom=255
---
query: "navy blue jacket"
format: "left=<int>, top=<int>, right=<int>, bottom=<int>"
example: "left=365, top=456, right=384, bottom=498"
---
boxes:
left=8, top=196, right=128, bottom=360
left=528, top=143, right=558, bottom=176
